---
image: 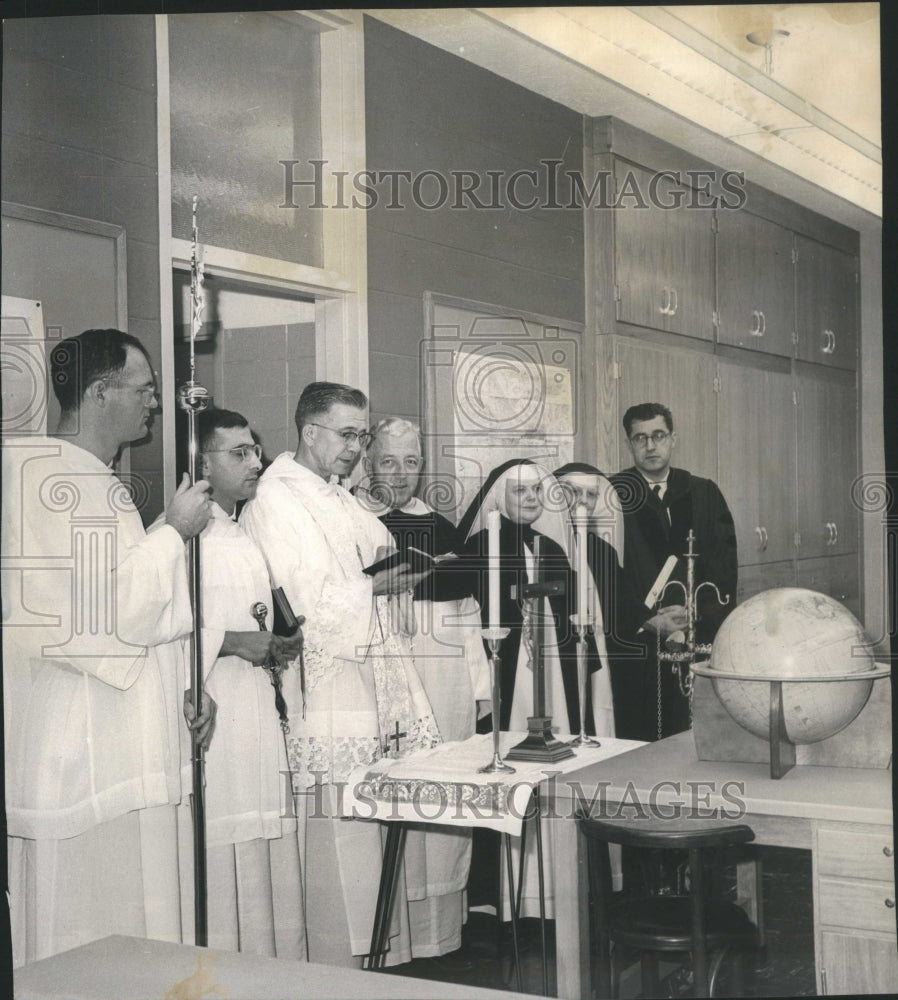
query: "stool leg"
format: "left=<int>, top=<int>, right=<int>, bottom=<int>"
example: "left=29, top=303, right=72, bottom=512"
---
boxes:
left=641, top=954, right=660, bottom=997
left=504, top=833, right=523, bottom=993
left=689, top=847, right=709, bottom=996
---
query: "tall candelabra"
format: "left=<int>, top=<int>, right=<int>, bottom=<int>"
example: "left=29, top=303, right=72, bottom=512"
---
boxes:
left=655, top=530, right=729, bottom=706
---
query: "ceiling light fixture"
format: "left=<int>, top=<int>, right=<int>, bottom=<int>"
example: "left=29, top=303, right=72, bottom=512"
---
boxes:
left=746, top=28, right=790, bottom=76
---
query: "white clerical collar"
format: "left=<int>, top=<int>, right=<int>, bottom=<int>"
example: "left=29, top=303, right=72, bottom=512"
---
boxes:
left=209, top=501, right=237, bottom=523
left=355, top=486, right=430, bottom=517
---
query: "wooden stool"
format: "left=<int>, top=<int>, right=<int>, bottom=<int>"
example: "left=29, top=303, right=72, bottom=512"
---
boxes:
left=579, top=816, right=761, bottom=998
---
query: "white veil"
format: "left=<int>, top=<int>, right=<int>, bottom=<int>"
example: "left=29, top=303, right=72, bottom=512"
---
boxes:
left=461, top=460, right=571, bottom=558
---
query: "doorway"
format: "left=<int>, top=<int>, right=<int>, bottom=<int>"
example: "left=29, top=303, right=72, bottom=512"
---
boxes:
left=172, top=271, right=315, bottom=473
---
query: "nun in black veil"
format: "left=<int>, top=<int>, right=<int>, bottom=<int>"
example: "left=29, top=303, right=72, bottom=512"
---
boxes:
left=456, top=458, right=602, bottom=735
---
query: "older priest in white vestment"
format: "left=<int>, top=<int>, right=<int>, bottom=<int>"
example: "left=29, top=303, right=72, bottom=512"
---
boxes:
left=2, top=329, right=213, bottom=967
left=357, top=417, right=489, bottom=959
left=240, top=382, right=441, bottom=968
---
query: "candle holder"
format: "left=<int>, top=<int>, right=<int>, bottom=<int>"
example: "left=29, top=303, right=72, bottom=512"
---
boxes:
left=505, top=579, right=575, bottom=763
left=656, top=531, right=728, bottom=727
left=478, top=627, right=515, bottom=774
left=569, top=612, right=598, bottom=746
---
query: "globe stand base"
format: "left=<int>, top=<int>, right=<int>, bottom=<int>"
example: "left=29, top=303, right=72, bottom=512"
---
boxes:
left=769, top=680, right=796, bottom=779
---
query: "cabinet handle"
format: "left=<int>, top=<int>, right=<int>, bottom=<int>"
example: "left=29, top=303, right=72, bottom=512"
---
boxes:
left=884, top=846, right=893, bottom=857
left=825, top=522, right=835, bottom=546
left=821, top=968, right=828, bottom=996
left=749, top=310, right=762, bottom=336
left=886, top=898, right=895, bottom=909
left=755, top=526, right=764, bottom=549
left=660, top=287, right=670, bottom=315
left=822, top=329, right=836, bottom=354
left=760, top=526, right=769, bottom=550
left=831, top=521, right=838, bottom=546
left=759, top=310, right=766, bottom=336
left=670, top=286, right=678, bottom=316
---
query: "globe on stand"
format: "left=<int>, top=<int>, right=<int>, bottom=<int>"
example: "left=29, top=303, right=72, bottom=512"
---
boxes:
left=692, top=588, right=889, bottom=778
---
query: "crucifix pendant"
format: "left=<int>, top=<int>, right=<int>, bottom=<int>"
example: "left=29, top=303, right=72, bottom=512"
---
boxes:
left=383, top=720, right=407, bottom=758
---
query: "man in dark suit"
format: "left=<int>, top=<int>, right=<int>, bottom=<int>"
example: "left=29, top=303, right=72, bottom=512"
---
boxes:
left=610, top=402, right=737, bottom=741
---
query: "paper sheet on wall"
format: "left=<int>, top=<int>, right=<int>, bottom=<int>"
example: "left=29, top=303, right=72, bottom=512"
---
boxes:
left=450, top=347, right=574, bottom=519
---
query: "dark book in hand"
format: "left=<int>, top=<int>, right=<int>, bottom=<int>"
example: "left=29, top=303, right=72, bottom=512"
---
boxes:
left=271, top=586, right=300, bottom=636
left=362, top=546, right=435, bottom=577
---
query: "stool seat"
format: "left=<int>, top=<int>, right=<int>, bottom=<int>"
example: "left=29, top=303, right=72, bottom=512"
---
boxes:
left=608, top=894, right=758, bottom=952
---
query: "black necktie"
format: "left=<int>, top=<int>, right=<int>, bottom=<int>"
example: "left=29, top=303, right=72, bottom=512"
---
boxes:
left=653, top=483, right=671, bottom=524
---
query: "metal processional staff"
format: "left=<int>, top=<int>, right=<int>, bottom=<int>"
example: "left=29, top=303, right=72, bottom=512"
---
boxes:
left=181, top=195, right=211, bottom=945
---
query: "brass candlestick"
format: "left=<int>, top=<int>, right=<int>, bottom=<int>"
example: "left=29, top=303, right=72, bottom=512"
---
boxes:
left=479, top=627, right=515, bottom=774
left=569, top=612, right=598, bottom=746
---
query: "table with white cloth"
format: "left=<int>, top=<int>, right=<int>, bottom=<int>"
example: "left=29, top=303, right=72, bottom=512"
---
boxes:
left=344, top=732, right=644, bottom=990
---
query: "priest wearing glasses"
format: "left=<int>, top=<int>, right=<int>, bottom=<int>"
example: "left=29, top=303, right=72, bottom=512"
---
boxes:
left=240, top=382, right=440, bottom=968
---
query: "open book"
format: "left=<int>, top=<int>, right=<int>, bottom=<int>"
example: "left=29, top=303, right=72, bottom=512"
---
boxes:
left=362, top=546, right=436, bottom=576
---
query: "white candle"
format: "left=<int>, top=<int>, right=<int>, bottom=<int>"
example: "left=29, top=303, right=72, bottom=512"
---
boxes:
left=574, top=507, right=590, bottom=624
left=487, top=509, right=501, bottom=630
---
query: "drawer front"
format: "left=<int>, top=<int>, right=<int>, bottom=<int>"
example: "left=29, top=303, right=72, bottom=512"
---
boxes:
left=818, top=825, right=895, bottom=881
left=819, top=877, right=897, bottom=934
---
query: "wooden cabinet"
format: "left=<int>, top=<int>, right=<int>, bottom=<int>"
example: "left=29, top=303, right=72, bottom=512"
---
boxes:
left=795, top=235, right=858, bottom=369
left=614, top=162, right=715, bottom=341
left=796, top=554, right=860, bottom=620
left=716, top=210, right=794, bottom=358
left=584, top=117, right=862, bottom=617
left=795, top=371, right=858, bottom=559
left=716, top=361, right=795, bottom=566
left=611, top=338, right=717, bottom=481
left=815, top=822, right=898, bottom=995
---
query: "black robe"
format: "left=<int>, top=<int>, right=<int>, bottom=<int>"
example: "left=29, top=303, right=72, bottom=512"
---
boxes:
left=609, top=466, right=738, bottom=740
left=460, top=516, right=600, bottom=733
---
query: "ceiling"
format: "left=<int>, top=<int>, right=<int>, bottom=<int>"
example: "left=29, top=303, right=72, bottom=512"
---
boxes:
left=365, top=5, right=881, bottom=229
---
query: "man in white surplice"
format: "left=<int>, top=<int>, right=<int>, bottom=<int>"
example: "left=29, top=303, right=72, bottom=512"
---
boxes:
left=3, top=328, right=213, bottom=967
left=184, top=407, right=306, bottom=956
left=240, top=382, right=441, bottom=968
left=356, top=417, right=489, bottom=959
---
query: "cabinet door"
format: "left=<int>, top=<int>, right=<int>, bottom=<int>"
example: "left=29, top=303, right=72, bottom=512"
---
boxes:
left=717, top=210, right=794, bottom=357
left=797, top=554, right=860, bottom=619
left=758, top=369, right=797, bottom=561
left=614, top=339, right=717, bottom=480
left=614, top=163, right=714, bottom=341
left=795, top=235, right=858, bottom=369
left=735, top=560, right=795, bottom=604
left=796, top=373, right=858, bottom=559
left=820, top=932, right=898, bottom=995
left=716, top=361, right=762, bottom=564
left=718, top=362, right=795, bottom=566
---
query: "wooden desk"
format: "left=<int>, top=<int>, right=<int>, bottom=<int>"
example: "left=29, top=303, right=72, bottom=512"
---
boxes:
left=550, top=732, right=897, bottom=998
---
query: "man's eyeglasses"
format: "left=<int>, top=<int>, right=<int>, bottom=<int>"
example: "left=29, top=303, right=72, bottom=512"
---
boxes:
left=629, top=430, right=671, bottom=447
left=308, top=422, right=372, bottom=448
left=204, top=443, right=263, bottom=462
left=111, top=380, right=158, bottom=403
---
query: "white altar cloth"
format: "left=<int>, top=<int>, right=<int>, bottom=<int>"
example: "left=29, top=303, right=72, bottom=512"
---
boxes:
left=343, top=732, right=644, bottom=835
